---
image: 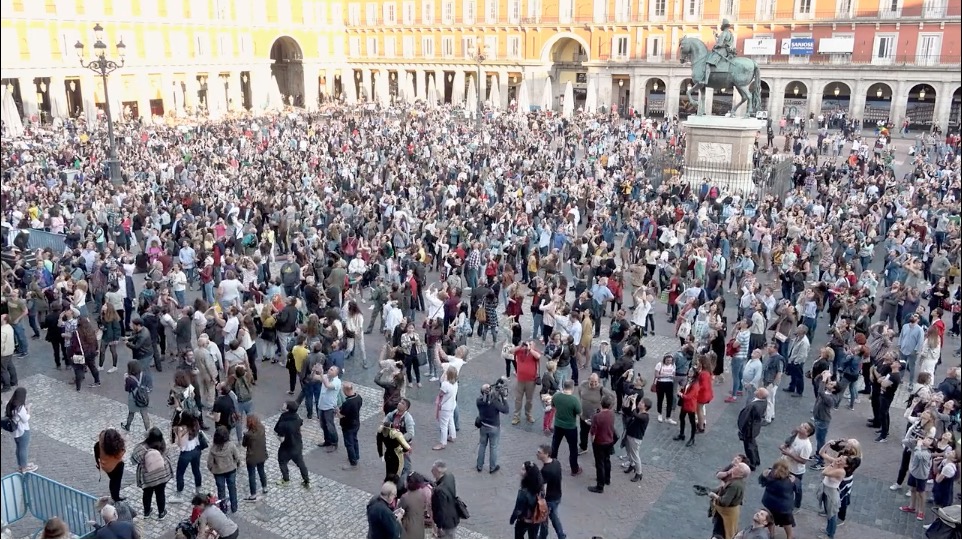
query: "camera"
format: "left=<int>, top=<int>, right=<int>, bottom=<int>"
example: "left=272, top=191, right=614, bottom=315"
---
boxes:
left=483, top=377, right=509, bottom=403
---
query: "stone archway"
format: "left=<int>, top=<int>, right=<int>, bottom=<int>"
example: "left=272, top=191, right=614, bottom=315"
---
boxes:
left=952, top=86, right=962, bottom=130
left=821, top=82, right=852, bottom=118
left=270, top=36, right=305, bottom=107
left=645, top=78, right=667, bottom=117
left=864, top=82, right=893, bottom=129
left=542, top=33, right=590, bottom=104
left=540, top=32, right=591, bottom=63
left=906, top=83, right=936, bottom=130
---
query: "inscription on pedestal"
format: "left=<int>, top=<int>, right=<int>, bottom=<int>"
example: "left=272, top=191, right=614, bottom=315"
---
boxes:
left=697, top=142, right=733, bottom=164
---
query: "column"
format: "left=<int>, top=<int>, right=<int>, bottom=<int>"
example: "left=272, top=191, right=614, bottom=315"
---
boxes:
left=184, top=71, right=200, bottom=111
left=48, top=75, right=66, bottom=119
left=632, top=75, right=646, bottom=114
left=598, top=72, right=613, bottom=111
left=136, top=73, right=151, bottom=121
left=768, top=78, right=786, bottom=121
left=303, top=63, right=319, bottom=111
left=529, top=69, right=548, bottom=109
left=498, top=69, right=509, bottom=109
left=19, top=77, right=38, bottom=119
left=849, top=78, right=868, bottom=122
left=361, top=69, right=372, bottom=101
left=809, top=79, right=826, bottom=118
left=160, top=72, right=175, bottom=116
left=665, top=77, right=681, bottom=119
left=933, top=82, right=954, bottom=133
left=889, top=79, right=910, bottom=129
left=415, top=69, right=426, bottom=99
left=325, top=67, right=336, bottom=101
left=79, top=74, right=98, bottom=126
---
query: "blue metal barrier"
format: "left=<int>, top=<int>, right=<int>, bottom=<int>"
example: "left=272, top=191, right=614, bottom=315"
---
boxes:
left=0, top=472, right=100, bottom=538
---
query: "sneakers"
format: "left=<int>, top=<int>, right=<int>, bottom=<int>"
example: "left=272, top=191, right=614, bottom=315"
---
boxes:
left=89, top=383, right=102, bottom=388
left=429, top=377, right=439, bottom=382
left=107, top=367, right=118, bottom=374
left=157, top=510, right=167, bottom=520
left=876, top=435, right=888, bottom=443
left=890, top=483, right=901, bottom=491
left=900, top=506, right=917, bottom=513
left=657, top=414, right=664, bottom=423
left=168, top=493, right=184, bottom=504
left=667, top=419, right=678, bottom=425
left=511, top=416, right=521, bottom=425
left=22, top=464, right=38, bottom=473
left=244, top=496, right=258, bottom=502
left=276, top=479, right=291, bottom=487
left=571, top=467, right=583, bottom=476
left=724, top=396, right=738, bottom=403
left=917, top=512, right=925, bottom=521
left=301, top=481, right=311, bottom=490
left=578, top=448, right=588, bottom=455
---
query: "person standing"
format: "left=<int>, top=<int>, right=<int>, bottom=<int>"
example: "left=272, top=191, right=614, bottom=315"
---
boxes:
left=5, top=388, right=36, bottom=473
left=476, top=382, right=509, bottom=473
left=6, top=289, right=29, bottom=357
left=737, top=388, right=768, bottom=471
left=121, top=362, right=151, bottom=432
left=509, top=462, right=547, bottom=539
left=339, top=382, right=363, bottom=469
left=577, top=374, right=614, bottom=454
left=130, top=427, right=173, bottom=520
left=536, top=444, right=566, bottom=539
left=785, top=325, right=810, bottom=397
left=586, top=395, right=616, bottom=494
left=812, top=371, right=840, bottom=468
left=318, top=366, right=342, bottom=452
left=549, top=380, right=583, bottom=476
left=761, top=342, right=784, bottom=424
left=274, top=400, right=311, bottom=489
left=622, top=397, right=651, bottom=483
left=512, top=342, right=542, bottom=425
left=367, top=481, right=403, bottom=539
left=206, top=426, right=241, bottom=515
left=384, top=399, right=416, bottom=486
left=241, top=414, right=269, bottom=501
left=430, top=460, right=461, bottom=539
left=0, top=314, right=18, bottom=392
left=779, top=422, right=814, bottom=510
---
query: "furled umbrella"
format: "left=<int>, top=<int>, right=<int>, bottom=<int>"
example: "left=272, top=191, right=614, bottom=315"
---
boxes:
left=488, top=75, right=501, bottom=109
left=562, top=80, right=574, bottom=119
left=584, top=78, right=598, bottom=114
left=2, top=86, right=24, bottom=137
left=427, top=77, right=439, bottom=108
left=540, top=76, right=553, bottom=111
left=466, top=77, right=478, bottom=119
left=517, top=79, right=530, bottom=113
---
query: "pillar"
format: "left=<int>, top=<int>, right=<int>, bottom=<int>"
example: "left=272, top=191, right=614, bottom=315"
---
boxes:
left=703, top=88, right=715, bottom=116
left=933, top=82, right=954, bottom=133
left=849, top=79, right=868, bottom=122
left=415, top=69, right=426, bottom=99
left=184, top=71, right=200, bottom=111
left=632, top=75, right=646, bottom=114
left=889, top=79, right=911, bottom=129
left=48, top=75, right=66, bottom=119
left=665, top=77, right=681, bottom=119
left=19, top=77, right=38, bottom=119
left=251, top=64, right=271, bottom=111
left=598, top=73, right=613, bottom=111
left=226, top=71, right=241, bottom=111
left=136, top=73, right=151, bottom=121
left=809, top=79, right=826, bottom=118
left=498, top=69, right=509, bottom=109
left=769, top=78, right=786, bottom=120
left=361, top=69, right=372, bottom=101
left=303, top=63, right=319, bottom=111
left=79, top=74, right=98, bottom=126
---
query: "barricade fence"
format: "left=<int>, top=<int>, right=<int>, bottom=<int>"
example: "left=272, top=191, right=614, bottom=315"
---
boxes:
left=1, top=472, right=100, bottom=538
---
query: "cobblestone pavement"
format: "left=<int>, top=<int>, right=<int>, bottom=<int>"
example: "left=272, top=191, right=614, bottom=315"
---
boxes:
left=2, top=218, right=956, bottom=538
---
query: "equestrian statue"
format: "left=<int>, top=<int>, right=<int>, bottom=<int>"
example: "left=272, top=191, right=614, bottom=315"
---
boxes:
left=678, top=20, right=762, bottom=118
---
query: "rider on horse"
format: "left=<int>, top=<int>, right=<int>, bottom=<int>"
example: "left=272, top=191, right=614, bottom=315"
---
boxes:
left=703, top=19, right=735, bottom=85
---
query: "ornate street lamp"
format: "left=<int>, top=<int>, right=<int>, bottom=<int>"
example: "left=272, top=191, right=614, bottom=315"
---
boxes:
left=76, top=23, right=125, bottom=184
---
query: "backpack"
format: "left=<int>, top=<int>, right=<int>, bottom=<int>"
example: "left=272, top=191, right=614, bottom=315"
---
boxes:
left=143, top=448, right=164, bottom=474
left=131, top=375, right=150, bottom=408
left=205, top=318, right=224, bottom=346
left=696, top=287, right=709, bottom=307
left=475, top=305, right=487, bottom=324
left=528, top=494, right=549, bottom=523
left=233, top=377, right=253, bottom=403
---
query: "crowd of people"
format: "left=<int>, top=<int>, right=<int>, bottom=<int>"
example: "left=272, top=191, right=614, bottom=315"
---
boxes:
left=1, top=98, right=960, bottom=540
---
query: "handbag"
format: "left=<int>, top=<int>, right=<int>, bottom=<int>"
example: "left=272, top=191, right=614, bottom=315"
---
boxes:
left=774, top=331, right=787, bottom=342
left=649, top=382, right=657, bottom=393
left=197, top=430, right=210, bottom=451
left=71, top=332, right=86, bottom=365
left=455, top=497, right=470, bottom=520
left=417, top=348, right=428, bottom=367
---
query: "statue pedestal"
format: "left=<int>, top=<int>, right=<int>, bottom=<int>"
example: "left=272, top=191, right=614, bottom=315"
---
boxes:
left=682, top=115, right=764, bottom=195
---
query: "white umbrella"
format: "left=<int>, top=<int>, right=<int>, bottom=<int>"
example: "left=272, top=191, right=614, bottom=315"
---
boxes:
left=2, top=86, right=24, bottom=137
left=84, top=97, right=98, bottom=126
left=540, top=76, right=553, bottom=111
left=49, top=85, right=68, bottom=120
left=517, top=80, right=530, bottom=113
left=562, top=81, right=574, bottom=119
left=452, top=72, right=465, bottom=106
left=406, top=73, right=417, bottom=104
left=427, top=77, right=439, bottom=108
left=208, top=79, right=226, bottom=120
left=466, top=77, right=478, bottom=118
left=489, top=76, right=501, bottom=109
left=585, top=78, right=598, bottom=114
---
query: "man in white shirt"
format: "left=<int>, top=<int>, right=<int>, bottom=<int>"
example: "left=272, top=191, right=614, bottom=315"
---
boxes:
left=780, top=421, right=814, bottom=511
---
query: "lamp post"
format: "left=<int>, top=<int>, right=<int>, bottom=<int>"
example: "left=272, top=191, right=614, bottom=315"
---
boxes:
left=76, top=23, right=125, bottom=185
left=467, top=40, right=486, bottom=131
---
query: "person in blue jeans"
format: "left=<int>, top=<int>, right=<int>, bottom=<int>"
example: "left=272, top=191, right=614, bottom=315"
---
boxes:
left=242, top=415, right=269, bottom=501
left=475, top=383, right=509, bottom=473
left=171, top=417, right=204, bottom=502
left=536, top=444, right=567, bottom=539
left=811, top=372, right=839, bottom=468
left=818, top=455, right=848, bottom=539
left=207, top=426, right=240, bottom=514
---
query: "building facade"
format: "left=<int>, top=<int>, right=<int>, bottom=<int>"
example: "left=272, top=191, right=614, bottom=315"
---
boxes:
left=2, top=0, right=961, bottom=129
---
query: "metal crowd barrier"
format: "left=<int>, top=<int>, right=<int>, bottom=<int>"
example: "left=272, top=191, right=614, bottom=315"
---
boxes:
left=1, top=472, right=100, bottom=538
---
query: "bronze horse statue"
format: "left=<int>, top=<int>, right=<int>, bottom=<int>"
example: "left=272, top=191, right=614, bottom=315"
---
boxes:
left=679, top=36, right=761, bottom=118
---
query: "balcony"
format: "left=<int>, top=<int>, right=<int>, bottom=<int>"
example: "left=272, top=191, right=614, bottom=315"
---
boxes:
left=754, top=53, right=961, bottom=66
left=878, top=7, right=901, bottom=18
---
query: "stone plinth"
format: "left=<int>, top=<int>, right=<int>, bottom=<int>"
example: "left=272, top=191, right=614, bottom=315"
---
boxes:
left=682, top=115, right=765, bottom=195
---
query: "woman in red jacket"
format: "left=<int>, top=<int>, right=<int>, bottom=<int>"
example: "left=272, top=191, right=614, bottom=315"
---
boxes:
left=674, top=361, right=703, bottom=447
left=696, top=354, right=716, bottom=433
